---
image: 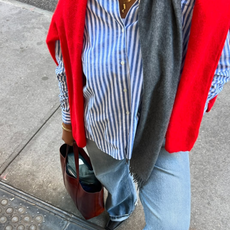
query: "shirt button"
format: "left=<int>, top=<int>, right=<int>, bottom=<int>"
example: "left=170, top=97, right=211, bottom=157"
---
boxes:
left=126, top=111, right=130, bottom=115
left=121, top=61, right=125, bottom=65
left=123, top=88, right=127, bottom=92
left=122, top=28, right=125, bottom=33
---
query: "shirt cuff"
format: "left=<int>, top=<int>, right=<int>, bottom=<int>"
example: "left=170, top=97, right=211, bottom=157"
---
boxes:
left=62, top=110, right=71, bottom=124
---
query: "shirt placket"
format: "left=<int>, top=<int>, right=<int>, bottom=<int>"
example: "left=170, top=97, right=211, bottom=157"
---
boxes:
left=121, top=4, right=139, bottom=159
left=113, top=4, right=131, bottom=157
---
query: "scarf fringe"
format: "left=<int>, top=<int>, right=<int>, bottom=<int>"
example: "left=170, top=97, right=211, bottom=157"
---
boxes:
left=130, top=171, right=145, bottom=189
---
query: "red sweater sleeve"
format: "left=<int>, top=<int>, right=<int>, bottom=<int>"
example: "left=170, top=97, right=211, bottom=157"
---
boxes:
left=165, top=0, right=230, bottom=153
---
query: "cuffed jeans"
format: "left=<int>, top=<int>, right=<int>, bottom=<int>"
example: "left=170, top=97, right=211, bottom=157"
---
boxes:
left=86, top=139, right=191, bottom=230
left=86, top=139, right=137, bottom=221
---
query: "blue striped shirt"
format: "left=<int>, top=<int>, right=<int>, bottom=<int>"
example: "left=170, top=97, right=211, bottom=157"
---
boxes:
left=56, top=0, right=230, bottom=160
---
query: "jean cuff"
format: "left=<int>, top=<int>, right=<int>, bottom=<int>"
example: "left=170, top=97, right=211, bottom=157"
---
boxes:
left=109, top=198, right=138, bottom=222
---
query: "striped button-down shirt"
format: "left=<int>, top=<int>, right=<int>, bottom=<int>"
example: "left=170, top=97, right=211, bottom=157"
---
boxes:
left=55, top=0, right=230, bottom=160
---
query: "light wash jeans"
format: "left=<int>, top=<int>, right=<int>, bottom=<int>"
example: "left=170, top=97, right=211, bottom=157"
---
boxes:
left=86, top=139, right=191, bottom=230
left=86, top=139, right=137, bottom=222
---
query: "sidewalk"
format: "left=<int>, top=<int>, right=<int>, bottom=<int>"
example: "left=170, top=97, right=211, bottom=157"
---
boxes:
left=0, top=0, right=230, bottom=229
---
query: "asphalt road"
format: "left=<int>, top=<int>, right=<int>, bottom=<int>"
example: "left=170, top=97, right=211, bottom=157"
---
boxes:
left=16, top=0, right=58, bottom=11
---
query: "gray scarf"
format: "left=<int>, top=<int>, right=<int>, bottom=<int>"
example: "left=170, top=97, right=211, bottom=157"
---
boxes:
left=130, top=0, right=183, bottom=187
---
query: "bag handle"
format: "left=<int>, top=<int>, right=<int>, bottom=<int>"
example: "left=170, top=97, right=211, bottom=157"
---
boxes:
left=73, top=141, right=80, bottom=182
left=64, top=142, right=80, bottom=182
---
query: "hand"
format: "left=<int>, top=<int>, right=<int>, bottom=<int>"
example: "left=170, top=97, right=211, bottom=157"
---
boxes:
left=62, top=123, right=74, bottom=146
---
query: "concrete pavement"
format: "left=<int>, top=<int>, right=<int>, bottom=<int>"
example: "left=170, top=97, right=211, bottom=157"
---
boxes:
left=0, top=0, right=230, bottom=229
left=14, top=0, right=58, bottom=12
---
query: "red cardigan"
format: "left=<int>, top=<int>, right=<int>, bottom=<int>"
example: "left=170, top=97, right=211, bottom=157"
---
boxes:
left=46, top=0, right=230, bottom=153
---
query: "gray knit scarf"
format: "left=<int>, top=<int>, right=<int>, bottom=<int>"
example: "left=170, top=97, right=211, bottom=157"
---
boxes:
left=130, top=0, right=183, bottom=187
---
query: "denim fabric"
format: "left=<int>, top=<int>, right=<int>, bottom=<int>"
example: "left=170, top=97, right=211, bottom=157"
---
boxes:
left=86, top=139, right=190, bottom=229
left=86, top=139, right=137, bottom=221
left=139, top=144, right=191, bottom=230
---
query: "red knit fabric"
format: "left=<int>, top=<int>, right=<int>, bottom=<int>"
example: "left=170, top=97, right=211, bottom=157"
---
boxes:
left=47, top=0, right=230, bottom=152
left=165, top=0, right=230, bottom=153
left=206, top=96, right=217, bottom=113
left=46, top=0, right=88, bottom=147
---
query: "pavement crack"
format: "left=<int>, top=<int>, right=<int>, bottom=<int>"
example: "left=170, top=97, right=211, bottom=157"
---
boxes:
left=0, top=103, right=60, bottom=174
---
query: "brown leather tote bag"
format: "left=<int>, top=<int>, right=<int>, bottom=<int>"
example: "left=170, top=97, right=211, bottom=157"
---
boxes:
left=60, top=142, right=104, bottom=220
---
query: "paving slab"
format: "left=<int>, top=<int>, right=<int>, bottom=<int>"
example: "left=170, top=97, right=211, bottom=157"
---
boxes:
left=15, top=0, right=58, bottom=12
left=2, top=108, right=145, bottom=229
left=0, top=0, right=58, bottom=170
left=190, top=82, right=230, bottom=230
